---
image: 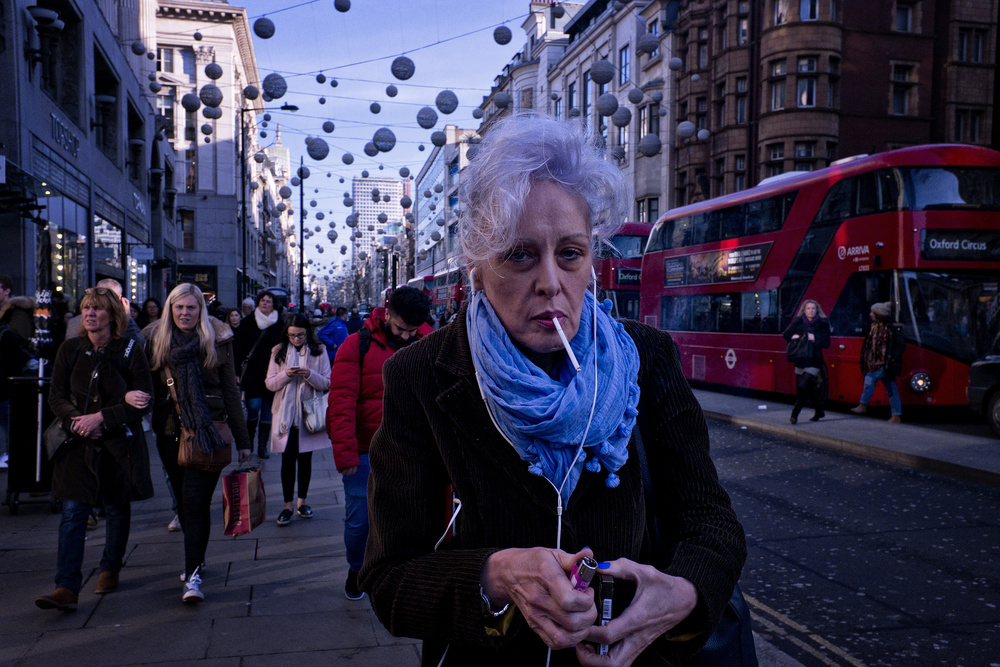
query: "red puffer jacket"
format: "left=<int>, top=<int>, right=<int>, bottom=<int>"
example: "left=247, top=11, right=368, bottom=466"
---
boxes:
left=326, top=307, right=433, bottom=471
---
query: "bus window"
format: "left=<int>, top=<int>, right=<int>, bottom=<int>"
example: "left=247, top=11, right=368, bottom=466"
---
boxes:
left=607, top=234, right=646, bottom=259
left=741, top=290, right=779, bottom=333
left=815, top=178, right=853, bottom=225
left=905, top=167, right=1000, bottom=210
left=829, top=271, right=891, bottom=337
left=714, top=294, right=741, bottom=333
left=719, top=204, right=745, bottom=240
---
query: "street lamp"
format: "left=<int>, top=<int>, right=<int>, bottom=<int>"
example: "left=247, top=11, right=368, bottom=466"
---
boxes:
left=238, top=101, right=297, bottom=302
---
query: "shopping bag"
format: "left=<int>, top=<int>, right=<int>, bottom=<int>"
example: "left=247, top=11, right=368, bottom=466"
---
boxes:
left=222, top=466, right=266, bottom=536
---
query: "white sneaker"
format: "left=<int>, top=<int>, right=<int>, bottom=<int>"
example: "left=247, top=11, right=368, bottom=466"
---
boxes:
left=180, top=561, right=206, bottom=582
left=167, top=515, right=181, bottom=532
left=0, top=453, right=8, bottom=469
left=182, top=570, right=204, bottom=603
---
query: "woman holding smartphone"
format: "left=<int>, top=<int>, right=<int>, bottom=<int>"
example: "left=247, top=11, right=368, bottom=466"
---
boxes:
left=265, top=313, right=331, bottom=526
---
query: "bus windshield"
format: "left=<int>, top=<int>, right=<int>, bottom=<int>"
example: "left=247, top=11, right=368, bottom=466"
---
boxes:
left=598, top=233, right=646, bottom=259
left=905, top=167, right=1000, bottom=210
left=899, top=271, right=1000, bottom=363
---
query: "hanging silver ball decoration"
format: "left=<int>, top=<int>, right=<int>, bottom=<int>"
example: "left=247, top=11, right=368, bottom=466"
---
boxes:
left=467, top=146, right=479, bottom=161
left=205, top=63, right=223, bottom=80
left=391, top=56, right=415, bottom=81
left=435, top=90, right=459, bottom=114
left=431, top=131, right=446, bottom=147
left=344, top=197, right=354, bottom=207
left=494, top=26, right=512, bottom=45
left=382, top=194, right=390, bottom=202
left=149, top=81, right=162, bottom=93
left=342, top=153, right=354, bottom=165
left=254, top=152, right=266, bottom=163
left=279, top=185, right=293, bottom=199
left=552, top=5, right=565, bottom=18
left=250, top=181, right=260, bottom=190
left=373, top=127, right=396, bottom=152
left=430, top=231, right=442, bottom=242
left=637, top=33, right=659, bottom=55
left=434, top=184, right=443, bottom=193
left=399, top=167, right=410, bottom=178
left=319, top=97, right=326, bottom=105
left=494, top=92, right=511, bottom=108
left=472, top=108, right=484, bottom=119
left=298, top=166, right=311, bottom=179
left=200, top=123, right=213, bottom=135
left=550, top=92, right=559, bottom=101
left=149, top=73, right=157, bottom=81
left=611, top=106, right=632, bottom=127
left=650, top=90, right=664, bottom=103
left=435, top=214, right=444, bottom=223
left=323, top=121, right=335, bottom=133
left=334, top=0, right=351, bottom=12
left=243, top=85, right=259, bottom=100
left=199, top=84, right=223, bottom=108
left=306, top=137, right=329, bottom=160
left=147, top=51, right=156, bottom=60
left=419, top=144, right=425, bottom=151
left=316, top=73, right=326, bottom=84
left=330, top=79, right=338, bottom=88
left=202, top=106, right=223, bottom=119
left=310, top=200, right=318, bottom=208
left=611, top=146, right=626, bottom=161
left=591, top=60, right=615, bottom=85
left=370, top=102, right=381, bottom=114
left=371, top=188, right=380, bottom=198
left=659, top=107, right=668, bottom=116
left=417, top=107, right=438, bottom=129
left=317, top=212, right=325, bottom=220
left=628, top=88, right=644, bottom=104
left=386, top=85, right=398, bottom=98
left=131, top=41, right=146, bottom=56
left=377, top=213, right=388, bottom=223
left=193, top=32, right=203, bottom=41
left=612, top=1, right=625, bottom=10
left=400, top=195, right=412, bottom=208
left=339, top=177, right=345, bottom=183
left=291, top=177, right=301, bottom=187
left=263, top=73, right=287, bottom=99
left=260, top=131, right=267, bottom=138
left=638, top=134, right=662, bottom=157
left=363, top=142, right=378, bottom=157
left=596, top=93, right=619, bottom=116
left=361, top=170, right=369, bottom=178
left=253, top=18, right=275, bottom=39
left=424, top=190, right=432, bottom=198
left=181, top=93, right=201, bottom=112
left=569, top=108, right=581, bottom=117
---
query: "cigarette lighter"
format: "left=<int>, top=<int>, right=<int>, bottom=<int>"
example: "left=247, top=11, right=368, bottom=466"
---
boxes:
left=569, top=556, right=598, bottom=592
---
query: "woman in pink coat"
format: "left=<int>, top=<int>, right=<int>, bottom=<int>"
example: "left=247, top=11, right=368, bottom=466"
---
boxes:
left=265, top=313, right=331, bottom=526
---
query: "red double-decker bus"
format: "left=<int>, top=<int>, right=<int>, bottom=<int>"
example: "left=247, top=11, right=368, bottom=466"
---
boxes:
left=407, top=275, right=435, bottom=297
left=639, top=144, right=1000, bottom=408
left=594, top=222, right=652, bottom=320
left=431, top=266, right=465, bottom=319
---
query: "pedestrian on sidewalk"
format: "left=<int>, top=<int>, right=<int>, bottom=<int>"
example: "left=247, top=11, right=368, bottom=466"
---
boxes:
left=36, top=286, right=154, bottom=612
left=327, top=287, right=432, bottom=601
left=265, top=313, right=331, bottom=526
left=783, top=299, right=831, bottom=424
left=234, top=290, right=284, bottom=459
left=317, top=306, right=349, bottom=363
left=361, top=114, right=747, bottom=665
left=144, top=284, right=251, bottom=603
left=851, top=301, right=906, bottom=423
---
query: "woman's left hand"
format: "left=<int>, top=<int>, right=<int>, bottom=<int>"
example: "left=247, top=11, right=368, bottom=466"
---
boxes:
left=238, top=448, right=252, bottom=464
left=576, top=559, right=698, bottom=666
left=807, top=333, right=815, bottom=341
left=71, top=413, right=105, bottom=439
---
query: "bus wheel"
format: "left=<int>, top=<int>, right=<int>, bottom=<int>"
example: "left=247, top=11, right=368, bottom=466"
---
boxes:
left=989, top=392, right=1000, bottom=439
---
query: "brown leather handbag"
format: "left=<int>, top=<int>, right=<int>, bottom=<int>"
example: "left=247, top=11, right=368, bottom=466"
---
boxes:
left=164, top=367, right=232, bottom=472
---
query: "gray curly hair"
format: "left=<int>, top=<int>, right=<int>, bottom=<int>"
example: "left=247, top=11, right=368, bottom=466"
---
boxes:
left=459, top=113, right=631, bottom=267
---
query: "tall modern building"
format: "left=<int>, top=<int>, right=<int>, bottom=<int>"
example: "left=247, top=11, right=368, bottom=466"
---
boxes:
left=350, top=176, right=408, bottom=302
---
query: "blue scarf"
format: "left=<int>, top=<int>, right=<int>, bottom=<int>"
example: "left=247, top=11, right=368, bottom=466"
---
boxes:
left=467, top=289, right=641, bottom=500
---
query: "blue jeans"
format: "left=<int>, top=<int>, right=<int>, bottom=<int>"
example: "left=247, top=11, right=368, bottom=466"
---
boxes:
left=245, top=396, right=273, bottom=453
left=56, top=500, right=131, bottom=592
left=342, top=453, right=370, bottom=573
left=860, top=367, right=902, bottom=416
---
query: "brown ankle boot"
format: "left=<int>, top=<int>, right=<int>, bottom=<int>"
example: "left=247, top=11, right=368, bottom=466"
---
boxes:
left=35, top=588, right=79, bottom=611
left=888, top=415, right=902, bottom=424
left=850, top=404, right=867, bottom=415
left=95, top=571, right=119, bottom=594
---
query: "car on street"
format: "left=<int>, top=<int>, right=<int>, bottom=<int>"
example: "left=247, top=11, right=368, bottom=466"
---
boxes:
left=968, top=354, right=1000, bottom=437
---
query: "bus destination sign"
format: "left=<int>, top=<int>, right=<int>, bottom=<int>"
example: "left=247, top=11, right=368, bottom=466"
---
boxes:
left=616, top=267, right=642, bottom=286
left=921, top=230, right=1000, bottom=262
left=663, top=242, right=772, bottom=287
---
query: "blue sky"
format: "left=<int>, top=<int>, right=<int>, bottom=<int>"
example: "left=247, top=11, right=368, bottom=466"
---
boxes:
left=238, top=0, right=528, bottom=271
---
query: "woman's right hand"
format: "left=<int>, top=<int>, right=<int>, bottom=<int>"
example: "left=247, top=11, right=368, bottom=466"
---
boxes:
left=285, top=367, right=299, bottom=377
left=125, top=390, right=150, bottom=409
left=791, top=334, right=800, bottom=340
left=482, top=547, right=597, bottom=650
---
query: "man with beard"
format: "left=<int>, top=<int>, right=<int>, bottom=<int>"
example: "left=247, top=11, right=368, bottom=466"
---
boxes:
left=326, top=287, right=432, bottom=601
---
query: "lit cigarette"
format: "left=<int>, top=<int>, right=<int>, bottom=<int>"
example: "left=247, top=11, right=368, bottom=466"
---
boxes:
left=552, top=317, right=581, bottom=372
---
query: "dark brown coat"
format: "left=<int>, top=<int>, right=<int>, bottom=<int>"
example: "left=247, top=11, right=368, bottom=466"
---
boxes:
left=48, top=335, right=154, bottom=505
left=361, top=314, right=746, bottom=666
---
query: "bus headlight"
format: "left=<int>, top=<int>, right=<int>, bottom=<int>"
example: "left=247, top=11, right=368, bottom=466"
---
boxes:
left=909, top=372, right=932, bottom=393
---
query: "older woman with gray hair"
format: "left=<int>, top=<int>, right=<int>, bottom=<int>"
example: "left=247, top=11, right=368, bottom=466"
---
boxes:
left=361, top=114, right=746, bottom=665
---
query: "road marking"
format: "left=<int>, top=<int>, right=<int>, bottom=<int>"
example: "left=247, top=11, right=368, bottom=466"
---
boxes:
left=746, top=593, right=869, bottom=667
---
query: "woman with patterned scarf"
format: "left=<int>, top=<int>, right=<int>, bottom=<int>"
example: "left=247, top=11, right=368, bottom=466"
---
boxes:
left=144, top=284, right=251, bottom=603
left=851, top=301, right=906, bottom=423
left=361, top=115, right=746, bottom=666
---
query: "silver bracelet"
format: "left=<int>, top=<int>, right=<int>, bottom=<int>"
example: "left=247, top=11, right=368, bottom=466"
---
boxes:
left=480, top=585, right=510, bottom=617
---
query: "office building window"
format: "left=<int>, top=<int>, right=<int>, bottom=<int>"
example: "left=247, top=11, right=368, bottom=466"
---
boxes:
left=774, top=0, right=789, bottom=25
left=738, top=18, right=749, bottom=45
left=619, top=46, right=630, bottom=85
left=156, top=89, right=176, bottom=141
left=553, top=98, right=562, bottom=118
left=797, top=78, right=815, bottom=107
left=646, top=21, right=659, bottom=57
left=648, top=103, right=660, bottom=135
left=567, top=81, right=576, bottom=112
left=794, top=142, right=814, bottom=158
left=771, top=80, right=786, bottom=110
left=715, top=82, right=726, bottom=126
left=957, top=29, right=985, bottom=63
left=735, top=173, right=746, bottom=190
left=156, top=48, right=174, bottom=73
left=769, top=143, right=785, bottom=160
left=772, top=60, right=787, bottom=76
left=735, top=155, right=746, bottom=171
left=180, top=209, right=195, bottom=250
left=895, top=2, right=913, bottom=32
left=696, top=97, right=708, bottom=130
left=736, top=96, right=747, bottom=124
left=891, top=63, right=916, bottom=115
left=800, top=0, right=818, bottom=20
left=955, top=110, right=983, bottom=143
left=717, top=24, right=728, bottom=51
left=767, top=163, right=784, bottom=178
left=798, top=56, right=817, bottom=73
left=794, top=162, right=813, bottom=172
left=582, top=71, right=591, bottom=122
left=185, top=149, right=197, bottom=193
left=638, top=105, right=648, bottom=139
left=618, top=125, right=629, bottom=157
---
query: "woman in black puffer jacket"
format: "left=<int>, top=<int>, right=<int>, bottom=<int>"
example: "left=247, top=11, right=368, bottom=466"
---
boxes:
left=782, top=299, right=831, bottom=424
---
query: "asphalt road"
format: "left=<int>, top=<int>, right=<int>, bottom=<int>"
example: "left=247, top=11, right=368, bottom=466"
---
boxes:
left=709, top=421, right=1000, bottom=667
